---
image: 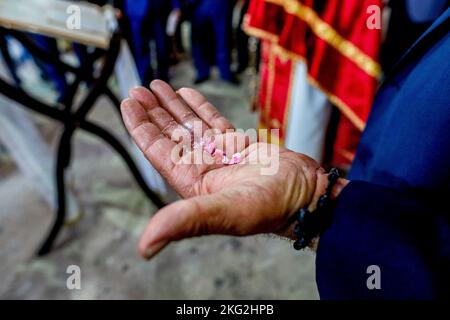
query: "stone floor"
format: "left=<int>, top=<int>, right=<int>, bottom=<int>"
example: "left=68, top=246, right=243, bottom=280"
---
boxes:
left=0, top=59, right=319, bottom=300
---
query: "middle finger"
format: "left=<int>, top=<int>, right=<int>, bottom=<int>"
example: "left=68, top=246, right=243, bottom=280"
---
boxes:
left=150, top=80, right=208, bottom=138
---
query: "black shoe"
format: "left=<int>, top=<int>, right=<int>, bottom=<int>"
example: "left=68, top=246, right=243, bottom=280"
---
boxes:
left=194, top=76, right=210, bottom=85
left=235, top=65, right=248, bottom=74
left=223, top=75, right=240, bottom=86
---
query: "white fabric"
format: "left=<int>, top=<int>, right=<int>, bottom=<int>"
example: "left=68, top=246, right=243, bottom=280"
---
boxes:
left=285, top=62, right=332, bottom=163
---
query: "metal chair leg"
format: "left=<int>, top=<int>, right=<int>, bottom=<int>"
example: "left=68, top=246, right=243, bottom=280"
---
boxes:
left=81, top=121, right=166, bottom=209
left=37, top=131, right=71, bottom=256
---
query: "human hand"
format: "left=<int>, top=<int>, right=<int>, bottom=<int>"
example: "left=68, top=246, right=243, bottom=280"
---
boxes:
left=121, top=80, right=333, bottom=260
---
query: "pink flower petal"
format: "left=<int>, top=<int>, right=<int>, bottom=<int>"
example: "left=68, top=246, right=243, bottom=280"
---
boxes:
left=213, top=149, right=224, bottom=157
left=204, top=141, right=216, bottom=155
left=221, top=152, right=242, bottom=165
left=230, top=153, right=242, bottom=164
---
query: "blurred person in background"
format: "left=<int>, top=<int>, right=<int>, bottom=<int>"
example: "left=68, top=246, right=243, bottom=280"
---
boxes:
left=244, top=0, right=449, bottom=172
left=172, top=0, right=238, bottom=85
left=382, top=0, right=450, bottom=72
left=29, top=35, right=68, bottom=103
left=122, top=0, right=173, bottom=84
left=234, top=0, right=250, bottom=74
left=244, top=0, right=383, bottom=170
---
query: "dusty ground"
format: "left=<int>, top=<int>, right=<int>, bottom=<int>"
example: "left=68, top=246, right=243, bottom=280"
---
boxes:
left=0, top=59, right=319, bottom=300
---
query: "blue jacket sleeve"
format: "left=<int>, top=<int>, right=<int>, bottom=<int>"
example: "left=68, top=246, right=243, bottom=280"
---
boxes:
left=316, top=181, right=450, bottom=299
left=171, top=0, right=181, bottom=9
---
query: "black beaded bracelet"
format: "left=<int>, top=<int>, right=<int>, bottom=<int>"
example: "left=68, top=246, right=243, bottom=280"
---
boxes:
left=293, top=168, right=340, bottom=250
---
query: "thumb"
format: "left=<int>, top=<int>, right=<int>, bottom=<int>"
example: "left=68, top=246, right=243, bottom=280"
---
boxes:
left=138, top=190, right=258, bottom=260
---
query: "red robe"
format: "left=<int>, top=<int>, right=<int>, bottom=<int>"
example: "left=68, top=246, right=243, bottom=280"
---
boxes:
left=245, top=0, right=383, bottom=166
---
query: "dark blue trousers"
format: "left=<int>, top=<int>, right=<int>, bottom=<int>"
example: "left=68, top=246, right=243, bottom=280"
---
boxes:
left=190, top=0, right=233, bottom=80
left=30, top=35, right=67, bottom=101
left=124, top=0, right=170, bottom=85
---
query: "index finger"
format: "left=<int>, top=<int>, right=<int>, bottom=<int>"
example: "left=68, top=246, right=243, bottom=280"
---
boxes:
left=177, top=87, right=234, bottom=133
left=120, top=98, right=177, bottom=183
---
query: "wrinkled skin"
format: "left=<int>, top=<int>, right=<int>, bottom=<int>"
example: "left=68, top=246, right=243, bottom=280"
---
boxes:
left=120, top=80, right=332, bottom=259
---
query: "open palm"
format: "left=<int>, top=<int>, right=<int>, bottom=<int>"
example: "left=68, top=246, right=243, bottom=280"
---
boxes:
left=121, top=80, right=326, bottom=259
